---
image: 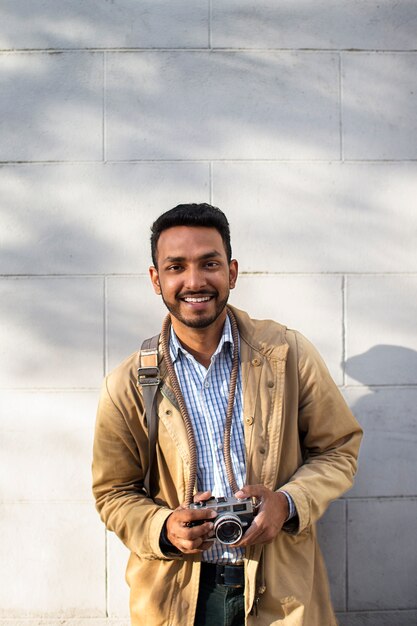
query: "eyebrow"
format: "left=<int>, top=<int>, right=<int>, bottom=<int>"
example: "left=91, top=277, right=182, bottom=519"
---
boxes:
left=162, top=250, right=223, bottom=264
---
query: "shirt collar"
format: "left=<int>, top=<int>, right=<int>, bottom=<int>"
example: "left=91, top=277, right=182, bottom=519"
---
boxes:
left=169, top=313, right=236, bottom=364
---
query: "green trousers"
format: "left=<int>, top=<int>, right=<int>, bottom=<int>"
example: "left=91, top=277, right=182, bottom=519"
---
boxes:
left=194, top=570, right=245, bottom=626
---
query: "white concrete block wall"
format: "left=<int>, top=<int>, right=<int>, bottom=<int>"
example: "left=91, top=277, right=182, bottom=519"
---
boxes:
left=1, top=2, right=416, bottom=625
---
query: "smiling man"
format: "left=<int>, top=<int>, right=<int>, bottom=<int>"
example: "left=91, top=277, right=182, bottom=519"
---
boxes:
left=92, top=203, right=362, bottom=626
left=149, top=223, right=237, bottom=339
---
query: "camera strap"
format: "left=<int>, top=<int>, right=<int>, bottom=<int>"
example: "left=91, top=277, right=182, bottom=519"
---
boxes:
left=137, top=333, right=161, bottom=496
left=160, top=307, right=241, bottom=506
left=137, top=307, right=241, bottom=503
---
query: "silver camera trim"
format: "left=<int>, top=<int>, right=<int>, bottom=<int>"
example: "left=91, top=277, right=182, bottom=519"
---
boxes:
left=189, top=496, right=254, bottom=545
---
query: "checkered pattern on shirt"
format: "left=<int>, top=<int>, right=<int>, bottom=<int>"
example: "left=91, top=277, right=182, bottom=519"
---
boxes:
left=169, top=315, right=246, bottom=564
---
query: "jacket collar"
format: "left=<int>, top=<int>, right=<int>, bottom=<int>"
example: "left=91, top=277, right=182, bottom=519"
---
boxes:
left=157, top=304, right=289, bottom=382
left=227, top=305, right=289, bottom=363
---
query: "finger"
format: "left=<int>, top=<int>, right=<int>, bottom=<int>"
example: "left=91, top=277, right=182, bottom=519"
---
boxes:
left=235, top=527, right=269, bottom=548
left=170, top=517, right=215, bottom=541
left=181, top=521, right=215, bottom=541
left=234, top=519, right=263, bottom=547
left=174, top=507, right=217, bottom=525
left=166, top=512, right=215, bottom=548
left=233, top=509, right=276, bottom=547
left=179, top=534, right=213, bottom=554
left=193, top=490, right=212, bottom=503
left=181, top=491, right=212, bottom=507
left=237, top=508, right=281, bottom=547
left=168, top=528, right=213, bottom=553
left=235, top=484, right=266, bottom=500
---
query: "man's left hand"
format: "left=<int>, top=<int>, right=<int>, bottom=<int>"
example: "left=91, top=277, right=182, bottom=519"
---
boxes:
left=233, top=484, right=289, bottom=547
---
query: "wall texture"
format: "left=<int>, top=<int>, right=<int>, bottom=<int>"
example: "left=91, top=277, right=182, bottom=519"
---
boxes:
left=1, top=2, right=416, bottom=625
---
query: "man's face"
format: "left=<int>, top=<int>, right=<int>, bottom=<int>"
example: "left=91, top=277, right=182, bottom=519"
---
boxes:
left=149, top=226, right=238, bottom=330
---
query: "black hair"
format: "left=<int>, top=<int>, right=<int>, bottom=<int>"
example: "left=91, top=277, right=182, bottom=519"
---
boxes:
left=150, top=203, right=232, bottom=267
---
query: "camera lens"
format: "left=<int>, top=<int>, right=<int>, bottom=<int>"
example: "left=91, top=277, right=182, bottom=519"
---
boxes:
left=214, top=514, right=243, bottom=545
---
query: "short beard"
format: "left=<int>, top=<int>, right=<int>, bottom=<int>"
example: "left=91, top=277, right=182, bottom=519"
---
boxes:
left=161, top=292, right=229, bottom=329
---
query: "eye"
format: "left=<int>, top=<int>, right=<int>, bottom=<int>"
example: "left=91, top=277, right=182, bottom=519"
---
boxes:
left=205, top=261, right=219, bottom=269
left=167, top=264, right=183, bottom=272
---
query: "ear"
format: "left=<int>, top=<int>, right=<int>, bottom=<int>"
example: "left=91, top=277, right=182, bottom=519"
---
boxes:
left=149, top=266, right=161, bottom=295
left=229, top=259, right=238, bottom=289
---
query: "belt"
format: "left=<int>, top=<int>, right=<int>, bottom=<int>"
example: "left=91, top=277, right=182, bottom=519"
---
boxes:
left=201, top=562, right=245, bottom=588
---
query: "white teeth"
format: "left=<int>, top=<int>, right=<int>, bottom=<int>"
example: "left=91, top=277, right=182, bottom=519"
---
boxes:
left=184, top=296, right=211, bottom=303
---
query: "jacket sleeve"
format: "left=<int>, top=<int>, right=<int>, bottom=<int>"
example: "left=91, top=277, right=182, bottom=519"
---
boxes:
left=92, top=376, right=173, bottom=559
left=280, top=332, right=363, bottom=534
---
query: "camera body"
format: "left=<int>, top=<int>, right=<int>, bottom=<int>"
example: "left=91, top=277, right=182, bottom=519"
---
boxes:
left=189, top=496, right=254, bottom=545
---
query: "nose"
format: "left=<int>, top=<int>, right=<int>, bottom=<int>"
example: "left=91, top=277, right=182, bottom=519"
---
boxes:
left=184, top=266, right=207, bottom=292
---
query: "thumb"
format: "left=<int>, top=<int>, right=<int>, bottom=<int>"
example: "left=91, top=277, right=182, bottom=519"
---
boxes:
left=234, top=484, right=264, bottom=499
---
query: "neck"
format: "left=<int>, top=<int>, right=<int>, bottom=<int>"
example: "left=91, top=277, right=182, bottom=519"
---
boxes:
left=170, top=310, right=227, bottom=368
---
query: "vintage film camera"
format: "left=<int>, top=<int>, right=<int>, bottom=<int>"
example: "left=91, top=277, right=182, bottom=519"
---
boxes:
left=189, top=496, right=255, bottom=545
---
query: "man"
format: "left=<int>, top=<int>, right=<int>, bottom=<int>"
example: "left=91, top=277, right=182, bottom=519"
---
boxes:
left=92, top=203, right=362, bottom=626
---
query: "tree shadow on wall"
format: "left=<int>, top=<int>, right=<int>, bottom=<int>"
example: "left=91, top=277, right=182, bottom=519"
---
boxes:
left=0, top=1, right=416, bottom=281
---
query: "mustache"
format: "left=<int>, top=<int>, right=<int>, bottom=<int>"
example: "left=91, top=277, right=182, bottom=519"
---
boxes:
left=177, top=290, right=217, bottom=299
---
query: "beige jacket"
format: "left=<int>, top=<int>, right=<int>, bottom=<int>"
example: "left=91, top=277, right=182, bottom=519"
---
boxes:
left=92, top=306, right=362, bottom=625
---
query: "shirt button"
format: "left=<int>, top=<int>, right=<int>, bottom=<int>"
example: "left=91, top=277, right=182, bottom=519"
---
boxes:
left=251, top=358, right=261, bottom=367
left=245, top=416, right=254, bottom=425
left=204, top=381, right=210, bottom=388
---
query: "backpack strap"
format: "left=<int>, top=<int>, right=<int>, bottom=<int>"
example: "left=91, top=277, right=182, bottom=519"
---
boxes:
left=137, top=333, right=161, bottom=496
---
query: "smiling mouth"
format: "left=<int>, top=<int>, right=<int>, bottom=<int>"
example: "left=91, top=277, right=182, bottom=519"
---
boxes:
left=182, top=295, right=213, bottom=303
left=178, top=291, right=216, bottom=304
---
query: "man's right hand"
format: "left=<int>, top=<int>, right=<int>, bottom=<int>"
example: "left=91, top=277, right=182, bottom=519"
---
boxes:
left=165, top=491, right=217, bottom=554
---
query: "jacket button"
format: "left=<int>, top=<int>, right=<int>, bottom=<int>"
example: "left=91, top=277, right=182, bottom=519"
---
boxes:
left=267, top=380, right=274, bottom=388
left=165, top=409, right=172, bottom=416
left=251, top=358, right=261, bottom=367
left=245, top=416, right=254, bottom=426
left=259, top=447, right=266, bottom=454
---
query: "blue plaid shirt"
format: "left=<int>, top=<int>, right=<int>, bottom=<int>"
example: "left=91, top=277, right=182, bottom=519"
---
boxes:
left=169, top=315, right=246, bottom=563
